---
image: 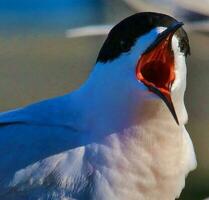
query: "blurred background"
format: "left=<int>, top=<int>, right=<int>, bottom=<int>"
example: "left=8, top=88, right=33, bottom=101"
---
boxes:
left=0, top=0, right=208, bottom=199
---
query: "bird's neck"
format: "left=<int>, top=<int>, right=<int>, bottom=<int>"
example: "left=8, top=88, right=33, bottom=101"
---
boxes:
left=79, top=100, right=192, bottom=200
left=72, top=65, right=182, bottom=139
left=79, top=98, right=192, bottom=200
left=69, top=65, right=196, bottom=199
left=89, top=119, right=191, bottom=200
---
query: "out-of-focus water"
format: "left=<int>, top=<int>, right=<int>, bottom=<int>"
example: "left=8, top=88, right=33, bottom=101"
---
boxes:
left=0, top=0, right=208, bottom=199
left=0, top=0, right=104, bottom=35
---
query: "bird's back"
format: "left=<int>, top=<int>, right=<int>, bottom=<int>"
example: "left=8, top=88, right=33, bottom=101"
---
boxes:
left=0, top=93, right=91, bottom=194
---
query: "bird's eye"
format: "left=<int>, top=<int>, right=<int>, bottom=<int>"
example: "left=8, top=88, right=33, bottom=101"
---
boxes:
left=179, top=41, right=185, bottom=53
left=120, top=40, right=129, bottom=52
left=179, top=39, right=190, bottom=56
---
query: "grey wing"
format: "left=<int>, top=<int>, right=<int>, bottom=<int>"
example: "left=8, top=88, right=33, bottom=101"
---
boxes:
left=0, top=94, right=90, bottom=192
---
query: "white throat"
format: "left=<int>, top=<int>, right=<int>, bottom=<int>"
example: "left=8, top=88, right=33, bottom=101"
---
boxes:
left=73, top=37, right=187, bottom=136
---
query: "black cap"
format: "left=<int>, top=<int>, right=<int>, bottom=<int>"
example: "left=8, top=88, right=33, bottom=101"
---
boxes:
left=97, top=12, right=190, bottom=63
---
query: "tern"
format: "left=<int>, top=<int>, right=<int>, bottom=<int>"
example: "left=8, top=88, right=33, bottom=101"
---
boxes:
left=0, top=12, right=196, bottom=200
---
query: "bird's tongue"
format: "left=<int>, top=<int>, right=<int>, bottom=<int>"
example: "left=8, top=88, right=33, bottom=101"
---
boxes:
left=136, top=32, right=175, bottom=98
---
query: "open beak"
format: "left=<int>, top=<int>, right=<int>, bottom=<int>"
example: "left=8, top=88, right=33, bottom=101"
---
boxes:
left=136, top=22, right=184, bottom=125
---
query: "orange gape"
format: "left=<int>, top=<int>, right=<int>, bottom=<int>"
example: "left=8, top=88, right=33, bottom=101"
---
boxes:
left=136, top=32, right=175, bottom=102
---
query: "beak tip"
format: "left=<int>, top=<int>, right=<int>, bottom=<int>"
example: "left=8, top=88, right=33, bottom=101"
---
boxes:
left=175, top=21, right=184, bottom=29
left=144, top=21, right=184, bottom=54
left=174, top=113, right=180, bottom=126
left=179, top=21, right=184, bottom=26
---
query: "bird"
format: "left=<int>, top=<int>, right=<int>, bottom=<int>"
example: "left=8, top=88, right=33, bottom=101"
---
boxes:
left=0, top=12, right=196, bottom=200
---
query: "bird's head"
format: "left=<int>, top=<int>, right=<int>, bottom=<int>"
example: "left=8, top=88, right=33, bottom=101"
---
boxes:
left=93, top=12, right=190, bottom=126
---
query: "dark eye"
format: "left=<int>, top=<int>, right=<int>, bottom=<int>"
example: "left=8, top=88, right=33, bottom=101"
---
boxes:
left=120, top=40, right=130, bottom=52
left=179, top=41, right=185, bottom=53
left=179, top=39, right=190, bottom=57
